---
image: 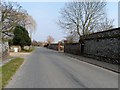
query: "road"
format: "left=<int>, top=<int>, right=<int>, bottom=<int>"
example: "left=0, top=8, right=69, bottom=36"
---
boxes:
left=6, top=47, right=118, bottom=88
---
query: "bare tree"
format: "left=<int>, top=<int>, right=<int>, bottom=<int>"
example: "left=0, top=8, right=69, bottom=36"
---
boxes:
left=58, top=1, right=113, bottom=41
left=1, top=2, right=24, bottom=38
left=25, top=15, right=37, bottom=39
left=1, top=1, right=36, bottom=40
left=47, top=35, right=54, bottom=44
left=97, top=17, right=114, bottom=31
left=65, top=31, right=79, bottom=43
left=65, top=35, right=74, bottom=43
left=32, top=40, right=38, bottom=46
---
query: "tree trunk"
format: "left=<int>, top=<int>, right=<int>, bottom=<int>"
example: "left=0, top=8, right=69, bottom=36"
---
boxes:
left=21, top=45, right=24, bottom=50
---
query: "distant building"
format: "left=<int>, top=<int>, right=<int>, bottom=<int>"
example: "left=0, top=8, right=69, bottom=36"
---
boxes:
left=118, top=1, right=120, bottom=27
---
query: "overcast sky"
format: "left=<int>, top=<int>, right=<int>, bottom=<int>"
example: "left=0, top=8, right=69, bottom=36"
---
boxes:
left=19, top=2, right=118, bottom=42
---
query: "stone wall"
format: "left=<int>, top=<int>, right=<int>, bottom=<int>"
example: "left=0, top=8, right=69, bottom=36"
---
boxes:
left=83, top=28, right=120, bottom=64
left=10, top=46, right=21, bottom=52
left=64, top=43, right=81, bottom=55
left=1, top=42, right=9, bottom=59
left=48, top=44, right=58, bottom=51
left=64, top=28, right=120, bottom=65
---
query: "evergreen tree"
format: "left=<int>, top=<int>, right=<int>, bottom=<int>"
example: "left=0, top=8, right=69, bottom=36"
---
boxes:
left=12, top=26, right=31, bottom=49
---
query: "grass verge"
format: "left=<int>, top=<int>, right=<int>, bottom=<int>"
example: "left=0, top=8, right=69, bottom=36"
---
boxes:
left=2, top=58, right=24, bottom=88
left=0, top=67, right=2, bottom=90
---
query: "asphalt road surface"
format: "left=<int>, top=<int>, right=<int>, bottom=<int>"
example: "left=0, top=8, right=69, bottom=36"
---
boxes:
left=6, top=47, right=118, bottom=88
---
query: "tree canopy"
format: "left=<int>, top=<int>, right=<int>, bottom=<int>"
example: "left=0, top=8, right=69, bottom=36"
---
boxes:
left=12, top=26, right=31, bottom=49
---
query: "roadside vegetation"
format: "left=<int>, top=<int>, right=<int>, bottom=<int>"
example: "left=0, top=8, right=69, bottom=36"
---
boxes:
left=1, top=1, right=36, bottom=55
left=9, top=26, right=32, bottom=50
left=2, top=58, right=24, bottom=88
left=0, top=62, right=1, bottom=88
left=21, top=46, right=35, bottom=52
left=1, top=2, right=36, bottom=40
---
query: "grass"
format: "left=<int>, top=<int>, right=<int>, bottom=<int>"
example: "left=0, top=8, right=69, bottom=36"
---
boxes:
left=2, top=58, right=24, bottom=88
left=0, top=67, right=2, bottom=90
left=0, top=53, right=1, bottom=62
